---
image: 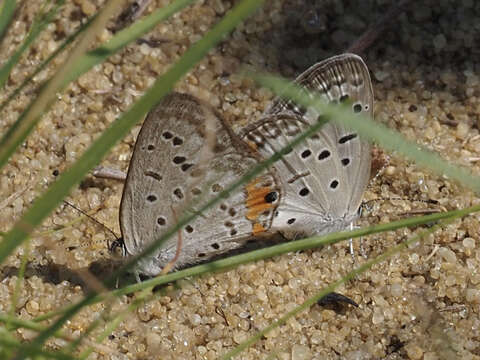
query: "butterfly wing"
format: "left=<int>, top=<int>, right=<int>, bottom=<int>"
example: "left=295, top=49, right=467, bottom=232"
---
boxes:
left=241, top=53, right=374, bottom=239
left=120, top=93, right=280, bottom=276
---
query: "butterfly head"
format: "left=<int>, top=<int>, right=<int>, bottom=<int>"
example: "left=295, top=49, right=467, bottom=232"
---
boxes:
left=109, top=237, right=127, bottom=258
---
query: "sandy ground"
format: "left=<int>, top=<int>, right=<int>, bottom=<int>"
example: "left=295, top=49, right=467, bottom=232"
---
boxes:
left=1, top=0, right=480, bottom=359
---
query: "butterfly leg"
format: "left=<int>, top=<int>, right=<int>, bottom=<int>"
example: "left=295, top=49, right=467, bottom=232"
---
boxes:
left=134, top=270, right=142, bottom=283
left=92, top=166, right=127, bottom=181
left=357, top=206, right=368, bottom=259
left=348, top=223, right=356, bottom=262
left=349, top=223, right=367, bottom=261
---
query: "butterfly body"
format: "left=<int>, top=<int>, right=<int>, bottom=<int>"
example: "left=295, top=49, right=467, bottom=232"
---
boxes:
left=119, top=53, right=374, bottom=276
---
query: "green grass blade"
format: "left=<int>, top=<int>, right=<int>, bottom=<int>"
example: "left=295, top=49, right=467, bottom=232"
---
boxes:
left=251, top=72, right=480, bottom=194
left=77, top=287, right=154, bottom=359
left=112, top=203, right=480, bottom=294
left=0, top=13, right=95, bottom=114
left=0, top=0, right=65, bottom=89
left=7, top=241, right=29, bottom=330
left=104, top=67, right=480, bottom=282
left=221, top=213, right=465, bottom=359
left=0, top=313, right=75, bottom=343
left=0, top=0, right=194, bottom=172
left=64, top=0, right=197, bottom=86
left=0, top=0, right=16, bottom=41
left=0, top=0, right=194, bottom=115
left=31, top=203, right=480, bottom=316
left=5, top=0, right=265, bottom=357
left=0, top=0, right=122, bottom=171
left=0, top=327, right=76, bottom=360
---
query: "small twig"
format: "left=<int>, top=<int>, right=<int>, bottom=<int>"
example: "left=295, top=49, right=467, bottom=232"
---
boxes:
left=0, top=186, right=29, bottom=210
left=92, top=166, right=127, bottom=181
left=424, top=244, right=439, bottom=262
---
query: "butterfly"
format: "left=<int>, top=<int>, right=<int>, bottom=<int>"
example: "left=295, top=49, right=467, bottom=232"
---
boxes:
left=118, top=53, right=374, bottom=277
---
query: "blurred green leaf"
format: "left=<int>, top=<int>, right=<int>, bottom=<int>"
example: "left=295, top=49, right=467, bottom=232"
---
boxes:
left=0, top=0, right=16, bottom=41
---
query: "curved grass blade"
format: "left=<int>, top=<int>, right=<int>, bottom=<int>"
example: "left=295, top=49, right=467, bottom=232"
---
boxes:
left=5, top=0, right=266, bottom=357
left=0, top=0, right=195, bottom=114
left=0, top=0, right=65, bottom=90
left=0, top=0, right=17, bottom=42
left=0, top=328, right=75, bottom=360
left=7, top=241, right=29, bottom=331
left=251, top=72, right=480, bottom=194
left=0, top=0, right=195, bottom=171
left=64, top=0, right=197, bottom=86
left=0, top=13, right=95, bottom=114
left=0, top=313, right=82, bottom=346
left=17, top=67, right=480, bottom=355
left=30, top=204, right=480, bottom=320
left=221, top=213, right=466, bottom=359
left=18, top=206, right=477, bottom=357
left=0, top=0, right=122, bottom=170
left=113, top=203, right=480, bottom=294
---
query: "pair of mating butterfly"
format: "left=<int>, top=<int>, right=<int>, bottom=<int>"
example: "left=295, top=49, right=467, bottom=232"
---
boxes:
left=117, top=53, right=374, bottom=278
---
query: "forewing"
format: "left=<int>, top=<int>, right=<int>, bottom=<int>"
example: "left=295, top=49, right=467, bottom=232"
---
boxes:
left=241, top=54, right=373, bottom=238
left=120, top=92, right=280, bottom=275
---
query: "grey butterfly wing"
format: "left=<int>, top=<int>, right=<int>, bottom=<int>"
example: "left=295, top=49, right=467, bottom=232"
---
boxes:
left=241, top=53, right=373, bottom=239
left=120, top=92, right=280, bottom=276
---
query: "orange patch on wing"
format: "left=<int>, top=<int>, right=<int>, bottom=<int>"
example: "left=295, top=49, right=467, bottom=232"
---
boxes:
left=253, top=223, right=266, bottom=234
left=245, top=178, right=274, bottom=234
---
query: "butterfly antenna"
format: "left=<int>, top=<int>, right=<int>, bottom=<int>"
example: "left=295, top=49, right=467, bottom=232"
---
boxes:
left=363, top=197, right=439, bottom=207
left=62, top=200, right=121, bottom=246
left=361, top=197, right=441, bottom=217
